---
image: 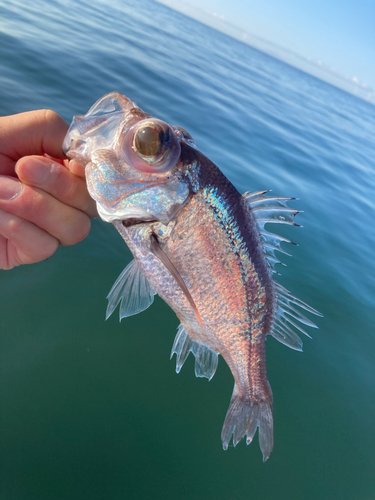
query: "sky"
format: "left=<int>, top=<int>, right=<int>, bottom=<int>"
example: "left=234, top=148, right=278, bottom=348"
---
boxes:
left=157, top=0, right=375, bottom=104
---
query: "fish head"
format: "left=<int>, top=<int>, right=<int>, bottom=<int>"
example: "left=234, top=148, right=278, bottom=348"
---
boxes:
left=63, top=92, right=194, bottom=224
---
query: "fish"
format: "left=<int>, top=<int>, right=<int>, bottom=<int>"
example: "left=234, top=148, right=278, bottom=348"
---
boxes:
left=63, top=91, right=322, bottom=461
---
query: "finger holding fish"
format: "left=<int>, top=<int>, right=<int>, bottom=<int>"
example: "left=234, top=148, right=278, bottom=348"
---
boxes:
left=0, top=109, right=68, bottom=176
left=0, top=175, right=91, bottom=246
left=15, top=155, right=98, bottom=218
left=0, top=110, right=97, bottom=269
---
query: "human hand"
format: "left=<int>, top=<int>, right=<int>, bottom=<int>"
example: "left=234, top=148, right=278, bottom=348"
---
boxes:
left=0, top=110, right=98, bottom=270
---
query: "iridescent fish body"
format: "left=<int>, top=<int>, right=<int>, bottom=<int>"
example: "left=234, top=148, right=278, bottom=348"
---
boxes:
left=63, top=92, right=321, bottom=460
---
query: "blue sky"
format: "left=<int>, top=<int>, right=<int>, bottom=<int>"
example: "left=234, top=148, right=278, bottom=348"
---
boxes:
left=157, top=0, right=375, bottom=103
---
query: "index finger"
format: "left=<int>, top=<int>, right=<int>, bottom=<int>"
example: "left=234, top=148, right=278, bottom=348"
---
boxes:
left=15, top=156, right=98, bottom=219
left=0, top=110, right=69, bottom=176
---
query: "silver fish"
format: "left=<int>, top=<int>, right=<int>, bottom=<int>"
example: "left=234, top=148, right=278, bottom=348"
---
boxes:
left=63, top=92, right=321, bottom=460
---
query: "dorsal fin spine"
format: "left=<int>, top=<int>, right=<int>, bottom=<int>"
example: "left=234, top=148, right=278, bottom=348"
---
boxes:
left=242, top=190, right=322, bottom=351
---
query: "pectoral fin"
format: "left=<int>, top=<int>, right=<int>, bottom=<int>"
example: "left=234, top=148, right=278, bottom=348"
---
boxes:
left=150, top=234, right=204, bottom=327
left=106, top=259, right=156, bottom=321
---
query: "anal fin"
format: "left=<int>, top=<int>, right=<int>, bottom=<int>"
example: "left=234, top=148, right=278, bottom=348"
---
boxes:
left=171, top=324, right=219, bottom=381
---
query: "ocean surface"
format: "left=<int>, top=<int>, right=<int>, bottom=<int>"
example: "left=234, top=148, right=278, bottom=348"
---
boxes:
left=1, top=0, right=375, bottom=499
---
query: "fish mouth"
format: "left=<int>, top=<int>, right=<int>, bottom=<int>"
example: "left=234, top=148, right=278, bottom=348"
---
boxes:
left=62, top=116, right=92, bottom=165
left=63, top=92, right=139, bottom=165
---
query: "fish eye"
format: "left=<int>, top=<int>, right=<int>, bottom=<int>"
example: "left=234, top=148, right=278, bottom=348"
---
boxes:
left=134, top=125, right=165, bottom=157
left=120, top=119, right=181, bottom=174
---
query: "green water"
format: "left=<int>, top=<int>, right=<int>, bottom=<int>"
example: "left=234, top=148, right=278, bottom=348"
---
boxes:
left=1, top=0, right=375, bottom=498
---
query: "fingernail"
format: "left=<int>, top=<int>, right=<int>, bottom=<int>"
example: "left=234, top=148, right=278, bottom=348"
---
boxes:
left=0, top=176, right=23, bottom=200
left=16, top=157, right=51, bottom=185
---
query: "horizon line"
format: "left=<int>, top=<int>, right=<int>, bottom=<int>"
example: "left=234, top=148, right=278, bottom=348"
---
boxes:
left=155, top=0, right=375, bottom=106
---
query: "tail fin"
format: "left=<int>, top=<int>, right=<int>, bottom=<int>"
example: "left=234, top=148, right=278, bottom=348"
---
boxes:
left=221, top=386, right=273, bottom=461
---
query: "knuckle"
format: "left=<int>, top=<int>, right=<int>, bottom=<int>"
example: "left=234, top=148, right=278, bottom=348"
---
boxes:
left=31, top=109, right=68, bottom=145
left=7, top=214, right=25, bottom=233
left=42, top=109, right=66, bottom=129
left=30, top=109, right=64, bottom=129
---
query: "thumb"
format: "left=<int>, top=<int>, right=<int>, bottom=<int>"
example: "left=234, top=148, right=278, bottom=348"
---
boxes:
left=0, top=110, right=69, bottom=175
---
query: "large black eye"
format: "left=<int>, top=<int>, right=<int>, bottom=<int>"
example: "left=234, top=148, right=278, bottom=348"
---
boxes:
left=121, top=118, right=181, bottom=173
left=135, top=126, right=161, bottom=156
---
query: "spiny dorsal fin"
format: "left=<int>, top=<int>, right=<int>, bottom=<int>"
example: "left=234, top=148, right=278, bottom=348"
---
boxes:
left=242, top=190, right=300, bottom=273
left=106, top=259, right=156, bottom=321
left=242, top=190, right=322, bottom=350
left=170, top=324, right=219, bottom=380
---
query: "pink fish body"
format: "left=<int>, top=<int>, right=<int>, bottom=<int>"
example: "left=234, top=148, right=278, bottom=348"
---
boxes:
left=63, top=92, right=321, bottom=460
